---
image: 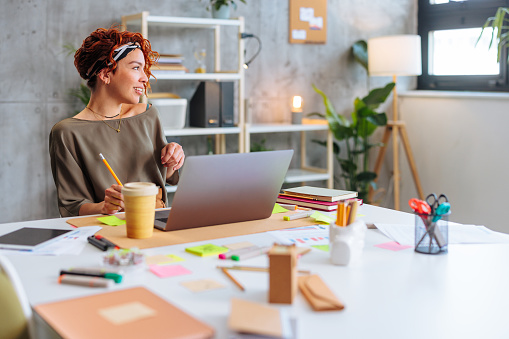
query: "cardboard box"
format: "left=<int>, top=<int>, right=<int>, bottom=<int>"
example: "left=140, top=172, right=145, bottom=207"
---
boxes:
left=268, top=244, right=297, bottom=304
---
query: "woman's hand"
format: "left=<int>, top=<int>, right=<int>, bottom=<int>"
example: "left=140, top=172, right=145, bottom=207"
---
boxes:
left=102, top=184, right=124, bottom=215
left=161, top=142, right=185, bottom=171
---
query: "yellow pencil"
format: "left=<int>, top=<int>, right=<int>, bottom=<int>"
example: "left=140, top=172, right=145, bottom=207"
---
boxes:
left=99, top=153, right=122, bottom=186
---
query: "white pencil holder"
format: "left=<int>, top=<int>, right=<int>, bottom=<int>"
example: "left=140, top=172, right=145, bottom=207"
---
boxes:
left=329, top=219, right=367, bottom=266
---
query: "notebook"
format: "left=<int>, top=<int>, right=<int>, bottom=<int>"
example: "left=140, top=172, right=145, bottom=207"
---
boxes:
left=281, top=186, right=357, bottom=202
left=34, top=287, right=214, bottom=339
left=155, top=150, right=294, bottom=231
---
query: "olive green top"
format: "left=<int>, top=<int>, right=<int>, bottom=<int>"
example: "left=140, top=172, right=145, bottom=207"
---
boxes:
left=49, top=106, right=178, bottom=217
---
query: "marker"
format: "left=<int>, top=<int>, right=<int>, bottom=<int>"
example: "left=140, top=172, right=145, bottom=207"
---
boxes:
left=59, top=270, right=123, bottom=283
left=94, top=235, right=120, bottom=250
left=58, top=274, right=113, bottom=288
left=231, top=246, right=271, bottom=261
left=99, top=153, right=122, bottom=186
left=283, top=210, right=314, bottom=221
left=278, top=203, right=298, bottom=210
left=218, top=245, right=260, bottom=259
left=67, top=267, right=122, bottom=275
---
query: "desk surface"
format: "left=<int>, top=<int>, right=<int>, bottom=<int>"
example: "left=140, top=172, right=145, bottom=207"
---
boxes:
left=2, top=204, right=509, bottom=339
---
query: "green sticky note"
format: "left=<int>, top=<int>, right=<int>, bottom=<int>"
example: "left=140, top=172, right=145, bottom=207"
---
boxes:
left=97, top=215, right=126, bottom=226
left=185, top=244, right=229, bottom=257
left=310, top=211, right=334, bottom=224
left=272, top=204, right=289, bottom=214
left=312, top=245, right=329, bottom=252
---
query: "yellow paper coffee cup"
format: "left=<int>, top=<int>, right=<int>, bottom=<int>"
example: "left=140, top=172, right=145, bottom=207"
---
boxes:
left=122, top=182, right=158, bottom=239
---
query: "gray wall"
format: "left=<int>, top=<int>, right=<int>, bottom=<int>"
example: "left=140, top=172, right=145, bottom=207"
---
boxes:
left=0, top=0, right=417, bottom=223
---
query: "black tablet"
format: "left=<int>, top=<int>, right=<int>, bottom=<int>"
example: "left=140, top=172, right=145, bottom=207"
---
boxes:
left=0, top=228, right=73, bottom=251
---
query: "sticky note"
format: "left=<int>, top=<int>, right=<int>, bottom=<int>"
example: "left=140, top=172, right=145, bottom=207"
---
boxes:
left=98, top=301, right=156, bottom=325
left=374, top=241, right=413, bottom=251
left=146, top=254, right=184, bottom=266
left=312, top=245, right=330, bottom=252
left=273, top=204, right=289, bottom=214
left=97, top=215, right=126, bottom=226
left=180, top=279, right=225, bottom=293
left=149, top=264, right=192, bottom=278
left=185, top=244, right=229, bottom=257
left=311, top=212, right=334, bottom=224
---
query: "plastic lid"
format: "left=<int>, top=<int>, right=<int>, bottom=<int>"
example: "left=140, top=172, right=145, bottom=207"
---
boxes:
left=121, top=182, right=158, bottom=197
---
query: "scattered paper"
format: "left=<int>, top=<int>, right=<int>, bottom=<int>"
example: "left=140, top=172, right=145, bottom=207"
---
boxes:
left=311, top=211, right=333, bottom=224
left=273, top=204, right=289, bottom=214
left=374, top=241, right=413, bottom=251
left=312, top=245, right=329, bottom=252
left=98, top=301, right=156, bottom=325
left=375, top=222, right=509, bottom=246
left=268, top=225, right=329, bottom=246
left=145, top=254, right=184, bottom=265
left=149, top=264, right=192, bottom=278
left=97, top=215, right=126, bottom=226
left=223, top=241, right=256, bottom=250
left=180, top=279, right=225, bottom=293
left=185, top=244, right=229, bottom=257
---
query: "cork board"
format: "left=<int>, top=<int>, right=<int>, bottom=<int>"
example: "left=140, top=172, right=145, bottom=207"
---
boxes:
left=289, top=0, right=327, bottom=44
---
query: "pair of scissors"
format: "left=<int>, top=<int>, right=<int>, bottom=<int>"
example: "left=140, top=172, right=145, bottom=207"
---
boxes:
left=408, top=198, right=431, bottom=215
left=425, top=193, right=451, bottom=222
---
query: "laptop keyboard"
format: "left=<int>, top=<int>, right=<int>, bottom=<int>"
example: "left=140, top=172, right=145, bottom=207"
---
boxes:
left=156, top=217, right=168, bottom=223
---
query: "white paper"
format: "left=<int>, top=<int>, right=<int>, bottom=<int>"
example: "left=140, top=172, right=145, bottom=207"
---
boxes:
left=374, top=222, right=509, bottom=246
left=291, top=29, right=306, bottom=40
left=268, top=225, right=329, bottom=246
left=0, top=226, right=102, bottom=256
left=309, top=17, right=323, bottom=30
left=299, top=7, right=314, bottom=22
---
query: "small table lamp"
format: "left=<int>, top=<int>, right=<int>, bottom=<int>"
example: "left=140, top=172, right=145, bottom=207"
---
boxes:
left=291, top=95, right=303, bottom=124
left=367, top=34, right=425, bottom=210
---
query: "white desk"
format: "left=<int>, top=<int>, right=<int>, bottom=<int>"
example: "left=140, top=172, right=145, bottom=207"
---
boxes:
left=3, top=205, right=509, bottom=339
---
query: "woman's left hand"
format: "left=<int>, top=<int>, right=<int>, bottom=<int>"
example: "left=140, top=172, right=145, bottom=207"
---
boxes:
left=161, top=142, right=185, bottom=171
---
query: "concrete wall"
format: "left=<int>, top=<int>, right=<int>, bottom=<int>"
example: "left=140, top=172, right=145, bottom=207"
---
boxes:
left=399, top=91, right=509, bottom=233
left=0, top=0, right=417, bottom=223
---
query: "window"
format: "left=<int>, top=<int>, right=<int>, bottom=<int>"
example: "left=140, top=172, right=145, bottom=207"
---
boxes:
left=418, top=0, right=509, bottom=91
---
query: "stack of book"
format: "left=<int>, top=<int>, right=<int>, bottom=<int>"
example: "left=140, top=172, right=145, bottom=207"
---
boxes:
left=152, top=54, right=188, bottom=73
left=277, top=186, right=358, bottom=211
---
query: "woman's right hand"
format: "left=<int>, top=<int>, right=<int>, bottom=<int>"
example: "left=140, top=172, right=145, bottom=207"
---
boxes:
left=102, top=184, right=124, bottom=214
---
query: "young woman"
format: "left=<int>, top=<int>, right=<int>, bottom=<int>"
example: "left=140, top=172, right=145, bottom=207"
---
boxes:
left=50, top=27, right=185, bottom=217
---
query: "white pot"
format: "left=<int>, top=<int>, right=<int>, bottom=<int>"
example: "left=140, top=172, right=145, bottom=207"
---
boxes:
left=329, top=219, right=367, bottom=266
left=211, top=5, right=230, bottom=19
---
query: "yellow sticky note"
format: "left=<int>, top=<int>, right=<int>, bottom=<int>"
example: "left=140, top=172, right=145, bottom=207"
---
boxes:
left=185, top=244, right=229, bottom=257
left=97, top=215, right=126, bottom=226
left=146, top=254, right=185, bottom=265
left=312, top=245, right=330, bottom=252
left=310, top=211, right=334, bottom=224
left=273, top=204, right=289, bottom=214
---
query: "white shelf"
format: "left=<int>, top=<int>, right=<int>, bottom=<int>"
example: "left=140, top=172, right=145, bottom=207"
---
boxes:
left=125, top=15, right=242, bottom=28
left=284, top=169, right=331, bottom=183
left=150, top=71, right=241, bottom=81
left=164, top=126, right=241, bottom=137
left=247, top=123, right=329, bottom=134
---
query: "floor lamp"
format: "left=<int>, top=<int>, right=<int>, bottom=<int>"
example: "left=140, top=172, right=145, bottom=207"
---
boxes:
left=367, top=35, right=424, bottom=210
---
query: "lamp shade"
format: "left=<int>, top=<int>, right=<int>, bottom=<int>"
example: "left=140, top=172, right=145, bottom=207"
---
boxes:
left=368, top=35, right=422, bottom=76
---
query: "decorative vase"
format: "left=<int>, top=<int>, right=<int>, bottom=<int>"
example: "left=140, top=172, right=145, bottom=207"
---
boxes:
left=329, top=219, right=367, bottom=266
left=211, top=5, right=230, bottom=19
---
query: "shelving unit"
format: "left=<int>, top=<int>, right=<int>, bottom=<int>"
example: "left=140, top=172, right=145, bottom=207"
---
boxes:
left=122, top=12, right=334, bottom=192
left=245, top=123, right=333, bottom=188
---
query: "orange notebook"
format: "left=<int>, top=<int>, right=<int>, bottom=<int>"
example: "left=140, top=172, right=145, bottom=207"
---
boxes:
left=34, top=287, right=214, bottom=339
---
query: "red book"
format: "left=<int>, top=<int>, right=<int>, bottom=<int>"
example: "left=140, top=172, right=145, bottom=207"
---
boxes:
left=277, top=195, right=338, bottom=211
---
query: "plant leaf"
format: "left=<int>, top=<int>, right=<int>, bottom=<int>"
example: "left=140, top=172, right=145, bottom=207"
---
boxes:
left=356, top=171, right=377, bottom=183
left=362, top=82, right=395, bottom=109
left=352, top=40, right=368, bottom=71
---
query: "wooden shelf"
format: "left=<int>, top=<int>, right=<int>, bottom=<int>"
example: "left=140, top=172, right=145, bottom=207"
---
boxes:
left=124, top=15, right=242, bottom=28
left=164, top=127, right=241, bottom=137
left=246, top=123, right=329, bottom=134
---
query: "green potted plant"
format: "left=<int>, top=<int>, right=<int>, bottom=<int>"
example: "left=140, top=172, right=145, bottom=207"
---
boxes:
left=478, top=7, right=509, bottom=63
left=202, top=0, right=246, bottom=19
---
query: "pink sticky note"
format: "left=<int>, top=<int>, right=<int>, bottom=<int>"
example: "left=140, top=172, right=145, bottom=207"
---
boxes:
left=374, top=241, right=413, bottom=251
left=149, top=264, right=192, bottom=278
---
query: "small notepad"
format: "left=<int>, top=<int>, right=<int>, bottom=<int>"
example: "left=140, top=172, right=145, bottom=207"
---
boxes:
left=185, top=244, right=229, bottom=257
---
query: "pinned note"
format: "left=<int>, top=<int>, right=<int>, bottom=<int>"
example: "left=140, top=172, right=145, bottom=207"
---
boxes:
left=149, top=264, right=192, bottom=278
left=185, top=244, right=229, bottom=257
left=97, top=215, right=126, bottom=226
left=272, top=204, right=289, bottom=214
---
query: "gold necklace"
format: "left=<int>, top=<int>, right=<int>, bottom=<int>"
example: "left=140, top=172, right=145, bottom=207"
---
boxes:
left=87, top=106, right=123, bottom=133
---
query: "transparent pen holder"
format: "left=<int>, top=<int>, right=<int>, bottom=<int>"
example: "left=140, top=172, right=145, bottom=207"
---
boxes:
left=414, top=211, right=450, bottom=254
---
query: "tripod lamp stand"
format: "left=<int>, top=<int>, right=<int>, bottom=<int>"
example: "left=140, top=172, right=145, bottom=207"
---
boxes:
left=367, top=34, right=424, bottom=210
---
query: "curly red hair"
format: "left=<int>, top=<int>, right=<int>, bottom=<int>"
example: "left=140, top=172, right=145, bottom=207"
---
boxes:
left=74, top=25, right=159, bottom=92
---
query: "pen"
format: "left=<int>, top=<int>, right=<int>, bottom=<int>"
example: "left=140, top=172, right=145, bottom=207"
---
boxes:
left=220, top=267, right=245, bottom=291
left=218, top=245, right=260, bottom=259
left=99, top=153, right=122, bottom=186
left=87, top=235, right=108, bottom=251
left=59, top=270, right=123, bottom=283
left=231, top=246, right=271, bottom=261
left=283, top=210, right=314, bottom=221
left=58, top=274, right=113, bottom=288
left=94, top=234, right=120, bottom=249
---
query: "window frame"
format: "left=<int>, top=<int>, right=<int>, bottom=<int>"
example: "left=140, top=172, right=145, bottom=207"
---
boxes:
left=418, top=0, right=509, bottom=91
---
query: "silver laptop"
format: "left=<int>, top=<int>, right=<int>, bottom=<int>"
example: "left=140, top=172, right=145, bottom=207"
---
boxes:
left=154, top=150, right=294, bottom=231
